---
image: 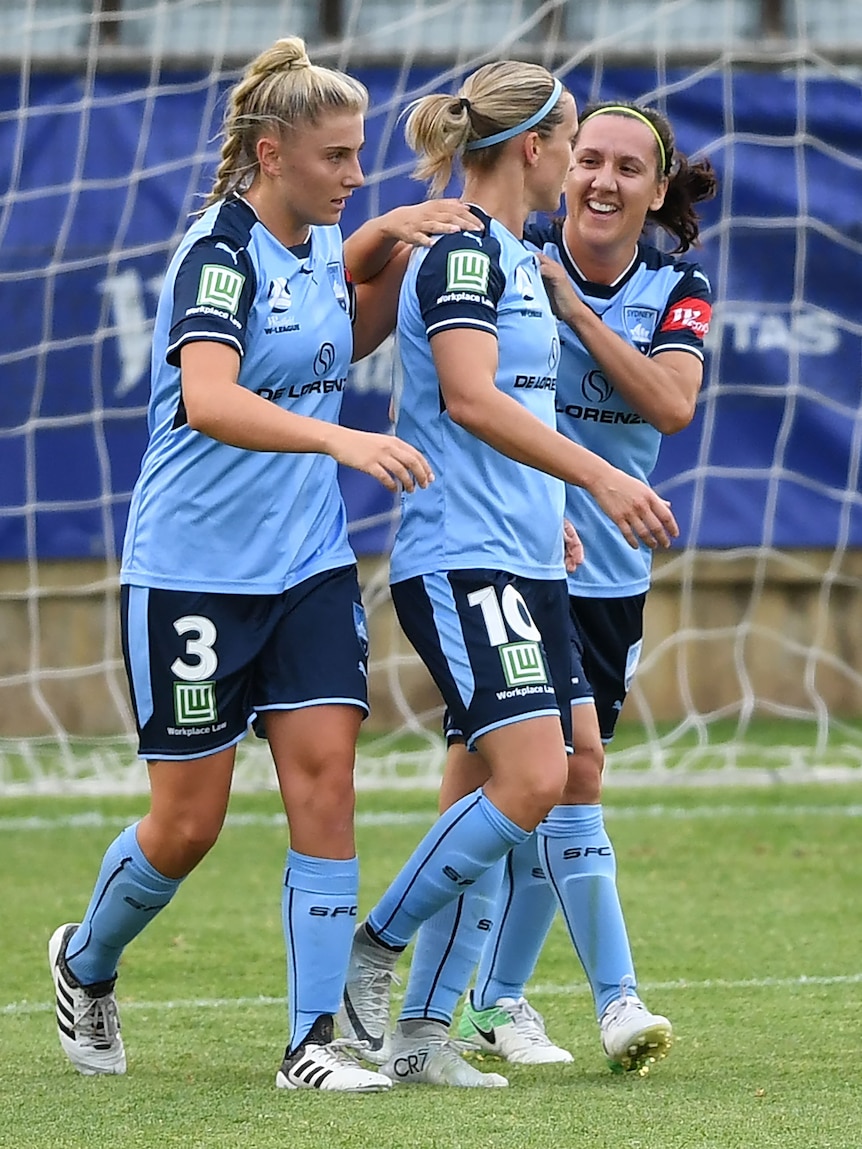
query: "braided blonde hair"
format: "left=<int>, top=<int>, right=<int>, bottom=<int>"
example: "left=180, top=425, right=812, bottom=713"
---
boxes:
left=203, top=37, right=368, bottom=208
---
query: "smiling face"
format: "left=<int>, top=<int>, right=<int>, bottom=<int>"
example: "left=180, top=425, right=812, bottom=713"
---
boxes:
left=255, top=109, right=365, bottom=240
left=565, top=112, right=668, bottom=260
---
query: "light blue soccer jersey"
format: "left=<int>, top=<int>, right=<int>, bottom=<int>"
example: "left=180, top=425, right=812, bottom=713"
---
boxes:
left=121, top=196, right=356, bottom=594
left=526, top=220, right=712, bottom=597
left=390, top=207, right=566, bottom=584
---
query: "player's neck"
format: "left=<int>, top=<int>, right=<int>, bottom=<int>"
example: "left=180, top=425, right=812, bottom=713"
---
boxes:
left=461, top=175, right=528, bottom=239
left=241, top=186, right=311, bottom=250
left=562, top=217, right=637, bottom=285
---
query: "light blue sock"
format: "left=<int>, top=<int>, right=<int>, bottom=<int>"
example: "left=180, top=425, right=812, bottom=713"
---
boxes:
left=368, top=790, right=529, bottom=949
left=66, top=822, right=182, bottom=985
left=400, top=858, right=504, bottom=1024
left=473, top=831, right=558, bottom=1010
left=537, top=804, right=635, bottom=1018
left=283, top=850, right=359, bottom=1051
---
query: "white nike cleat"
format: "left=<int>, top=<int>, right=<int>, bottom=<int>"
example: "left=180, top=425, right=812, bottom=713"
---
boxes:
left=336, top=922, right=399, bottom=1066
left=48, top=923, right=126, bottom=1076
left=381, top=1023, right=508, bottom=1087
left=457, top=994, right=573, bottom=1065
left=276, top=1015, right=391, bottom=1092
left=600, top=988, right=673, bottom=1075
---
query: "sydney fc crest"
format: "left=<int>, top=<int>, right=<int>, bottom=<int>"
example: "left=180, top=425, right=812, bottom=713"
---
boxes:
left=623, top=305, right=658, bottom=352
left=327, top=261, right=349, bottom=310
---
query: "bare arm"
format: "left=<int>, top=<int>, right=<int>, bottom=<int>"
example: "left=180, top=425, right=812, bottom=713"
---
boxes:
left=344, top=200, right=483, bottom=284
left=351, top=248, right=413, bottom=363
left=348, top=201, right=484, bottom=361
left=537, top=253, right=703, bottom=434
left=431, top=328, right=678, bottom=549
left=180, top=341, right=433, bottom=493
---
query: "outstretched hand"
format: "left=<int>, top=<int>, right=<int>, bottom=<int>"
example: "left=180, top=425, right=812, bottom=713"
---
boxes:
left=383, top=200, right=483, bottom=247
left=331, top=428, right=435, bottom=493
left=592, top=467, right=679, bottom=550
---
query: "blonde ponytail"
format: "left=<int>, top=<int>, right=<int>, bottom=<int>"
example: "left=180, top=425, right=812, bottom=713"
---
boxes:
left=406, top=61, right=565, bottom=196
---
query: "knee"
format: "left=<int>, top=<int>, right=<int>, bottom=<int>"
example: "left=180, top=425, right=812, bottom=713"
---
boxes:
left=294, top=745, right=356, bottom=798
left=139, top=809, right=222, bottom=876
left=170, top=813, right=222, bottom=867
left=563, top=742, right=605, bottom=804
left=515, top=761, right=569, bottom=824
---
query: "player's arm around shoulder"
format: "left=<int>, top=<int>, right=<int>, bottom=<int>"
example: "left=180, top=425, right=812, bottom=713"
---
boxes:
left=346, top=201, right=483, bottom=361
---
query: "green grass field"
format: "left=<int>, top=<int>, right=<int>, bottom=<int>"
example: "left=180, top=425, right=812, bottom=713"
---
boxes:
left=3, top=781, right=861, bottom=1149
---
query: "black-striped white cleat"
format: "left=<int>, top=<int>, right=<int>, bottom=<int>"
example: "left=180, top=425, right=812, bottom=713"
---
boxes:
left=48, top=923, right=126, bottom=1076
left=276, top=1015, right=392, bottom=1092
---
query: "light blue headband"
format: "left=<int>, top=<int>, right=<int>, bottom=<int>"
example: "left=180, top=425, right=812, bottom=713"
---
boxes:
left=464, top=77, right=563, bottom=152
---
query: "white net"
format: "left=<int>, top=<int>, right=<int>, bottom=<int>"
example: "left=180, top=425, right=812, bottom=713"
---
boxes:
left=2, top=0, right=861, bottom=794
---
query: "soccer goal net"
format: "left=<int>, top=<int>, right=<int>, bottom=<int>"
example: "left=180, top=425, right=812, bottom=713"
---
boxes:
left=2, top=0, right=861, bottom=794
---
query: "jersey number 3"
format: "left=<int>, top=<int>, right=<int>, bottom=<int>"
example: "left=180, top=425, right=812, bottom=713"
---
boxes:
left=171, top=615, right=218, bottom=681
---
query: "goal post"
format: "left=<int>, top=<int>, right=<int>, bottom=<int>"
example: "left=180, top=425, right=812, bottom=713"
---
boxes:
left=2, top=0, right=861, bottom=793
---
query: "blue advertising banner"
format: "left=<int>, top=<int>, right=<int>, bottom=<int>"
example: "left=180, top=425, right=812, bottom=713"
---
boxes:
left=1, top=66, right=860, bottom=559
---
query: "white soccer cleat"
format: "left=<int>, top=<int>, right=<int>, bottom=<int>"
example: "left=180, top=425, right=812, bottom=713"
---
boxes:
left=48, top=923, right=126, bottom=1076
left=276, top=1015, right=392, bottom=1092
left=336, top=923, right=399, bottom=1066
left=381, top=1023, right=508, bottom=1087
left=600, top=989, right=673, bottom=1075
left=457, top=994, right=574, bottom=1065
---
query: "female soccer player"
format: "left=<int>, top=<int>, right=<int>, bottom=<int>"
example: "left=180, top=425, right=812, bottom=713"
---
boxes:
left=47, top=36, right=480, bottom=1093
left=404, top=101, right=718, bottom=1077
left=337, top=65, right=680, bottom=1087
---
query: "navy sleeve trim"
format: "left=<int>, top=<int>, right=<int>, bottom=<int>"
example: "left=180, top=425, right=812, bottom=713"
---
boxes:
left=166, top=330, right=244, bottom=368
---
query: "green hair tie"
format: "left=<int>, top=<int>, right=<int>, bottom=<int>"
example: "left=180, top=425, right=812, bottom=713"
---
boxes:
left=581, top=106, right=668, bottom=174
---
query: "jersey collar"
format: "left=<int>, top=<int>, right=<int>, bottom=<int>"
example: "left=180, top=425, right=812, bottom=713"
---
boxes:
left=556, top=222, right=641, bottom=299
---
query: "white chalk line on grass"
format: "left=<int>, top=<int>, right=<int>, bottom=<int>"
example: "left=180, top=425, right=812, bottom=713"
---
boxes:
left=4, top=972, right=861, bottom=1019
left=2, top=804, right=862, bottom=834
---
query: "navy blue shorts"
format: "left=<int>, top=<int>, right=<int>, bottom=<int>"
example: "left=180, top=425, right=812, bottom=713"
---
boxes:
left=391, top=569, right=573, bottom=752
left=120, top=564, right=369, bottom=761
left=569, top=593, right=646, bottom=741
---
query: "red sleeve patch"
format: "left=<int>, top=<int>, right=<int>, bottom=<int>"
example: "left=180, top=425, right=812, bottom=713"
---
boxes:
left=660, top=297, right=712, bottom=338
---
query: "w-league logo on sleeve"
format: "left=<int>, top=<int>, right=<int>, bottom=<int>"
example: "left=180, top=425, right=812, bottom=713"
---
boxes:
left=197, top=264, right=246, bottom=315
left=446, top=249, right=490, bottom=294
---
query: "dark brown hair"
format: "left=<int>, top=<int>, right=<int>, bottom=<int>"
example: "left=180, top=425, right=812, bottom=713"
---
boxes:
left=578, top=100, right=718, bottom=253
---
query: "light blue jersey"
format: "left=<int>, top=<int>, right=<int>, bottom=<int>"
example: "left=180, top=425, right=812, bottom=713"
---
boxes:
left=526, top=221, right=712, bottom=597
left=121, top=195, right=356, bottom=594
left=390, top=207, right=565, bottom=584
